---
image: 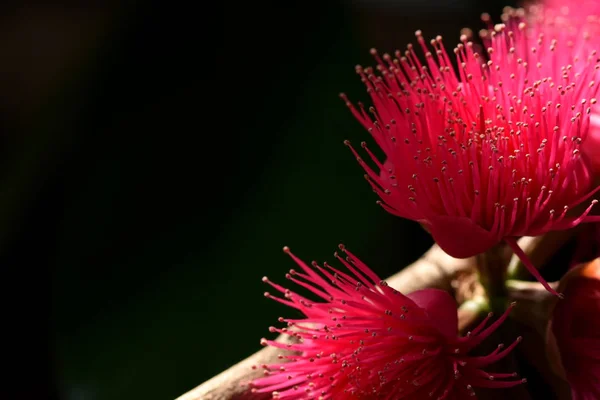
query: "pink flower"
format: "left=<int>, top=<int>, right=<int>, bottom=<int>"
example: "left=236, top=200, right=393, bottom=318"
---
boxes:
left=341, top=9, right=600, bottom=295
left=547, top=258, right=600, bottom=399
left=251, top=246, right=524, bottom=399
left=527, top=2, right=600, bottom=175
left=541, top=0, right=600, bottom=16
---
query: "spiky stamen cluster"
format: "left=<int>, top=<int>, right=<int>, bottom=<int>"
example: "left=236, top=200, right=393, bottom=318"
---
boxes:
left=250, top=246, right=523, bottom=399
left=342, top=9, right=600, bottom=295
left=525, top=2, right=600, bottom=176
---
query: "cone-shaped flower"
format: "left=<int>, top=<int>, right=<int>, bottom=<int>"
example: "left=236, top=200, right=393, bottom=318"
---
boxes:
left=251, top=246, right=524, bottom=399
left=341, top=9, right=600, bottom=295
left=547, top=258, right=600, bottom=399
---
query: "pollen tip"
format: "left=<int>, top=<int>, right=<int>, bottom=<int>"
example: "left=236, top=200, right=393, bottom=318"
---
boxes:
left=262, top=276, right=269, bottom=282
left=343, top=139, right=351, bottom=146
left=338, top=243, right=346, bottom=251
left=370, top=48, right=377, bottom=55
left=260, top=338, right=268, bottom=346
left=521, top=378, right=527, bottom=384
left=460, top=27, right=473, bottom=40
left=510, top=301, right=517, bottom=308
left=557, top=292, right=565, bottom=300
left=593, top=199, right=599, bottom=205
left=517, top=336, right=523, bottom=342
left=283, top=246, right=291, bottom=253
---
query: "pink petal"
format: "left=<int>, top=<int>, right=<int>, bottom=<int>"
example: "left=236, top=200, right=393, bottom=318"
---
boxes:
left=407, top=288, right=458, bottom=338
left=425, top=215, right=500, bottom=259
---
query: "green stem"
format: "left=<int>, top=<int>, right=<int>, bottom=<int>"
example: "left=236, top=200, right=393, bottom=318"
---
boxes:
left=458, top=297, right=490, bottom=313
left=476, top=243, right=511, bottom=313
left=506, top=253, right=524, bottom=280
left=457, top=297, right=490, bottom=334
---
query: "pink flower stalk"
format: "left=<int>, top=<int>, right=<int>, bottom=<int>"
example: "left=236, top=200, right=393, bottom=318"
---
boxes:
left=341, top=9, right=600, bottom=295
left=251, top=245, right=524, bottom=399
left=547, top=258, right=600, bottom=399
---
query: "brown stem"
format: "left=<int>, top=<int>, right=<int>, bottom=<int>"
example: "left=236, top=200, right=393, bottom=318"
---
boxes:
left=506, top=280, right=572, bottom=400
left=506, top=280, right=558, bottom=336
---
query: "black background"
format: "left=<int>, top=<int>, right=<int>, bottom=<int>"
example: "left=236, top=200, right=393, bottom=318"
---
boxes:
left=0, top=1, right=518, bottom=399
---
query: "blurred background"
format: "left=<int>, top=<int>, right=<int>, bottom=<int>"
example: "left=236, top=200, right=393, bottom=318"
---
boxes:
left=0, top=0, right=517, bottom=399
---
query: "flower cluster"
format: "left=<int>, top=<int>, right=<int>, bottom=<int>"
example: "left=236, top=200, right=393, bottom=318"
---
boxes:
left=342, top=9, right=600, bottom=295
left=251, top=247, right=523, bottom=399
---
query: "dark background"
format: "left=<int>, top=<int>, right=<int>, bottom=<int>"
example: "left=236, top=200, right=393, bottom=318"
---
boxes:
left=0, top=1, right=516, bottom=399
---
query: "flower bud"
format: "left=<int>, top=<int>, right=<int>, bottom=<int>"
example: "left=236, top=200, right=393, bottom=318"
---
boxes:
left=546, top=258, right=600, bottom=397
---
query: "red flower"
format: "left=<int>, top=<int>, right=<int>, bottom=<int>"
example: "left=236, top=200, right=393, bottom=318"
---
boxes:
left=547, top=258, right=600, bottom=399
left=251, top=246, right=523, bottom=399
left=528, top=2, right=600, bottom=176
left=341, top=8, right=600, bottom=295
